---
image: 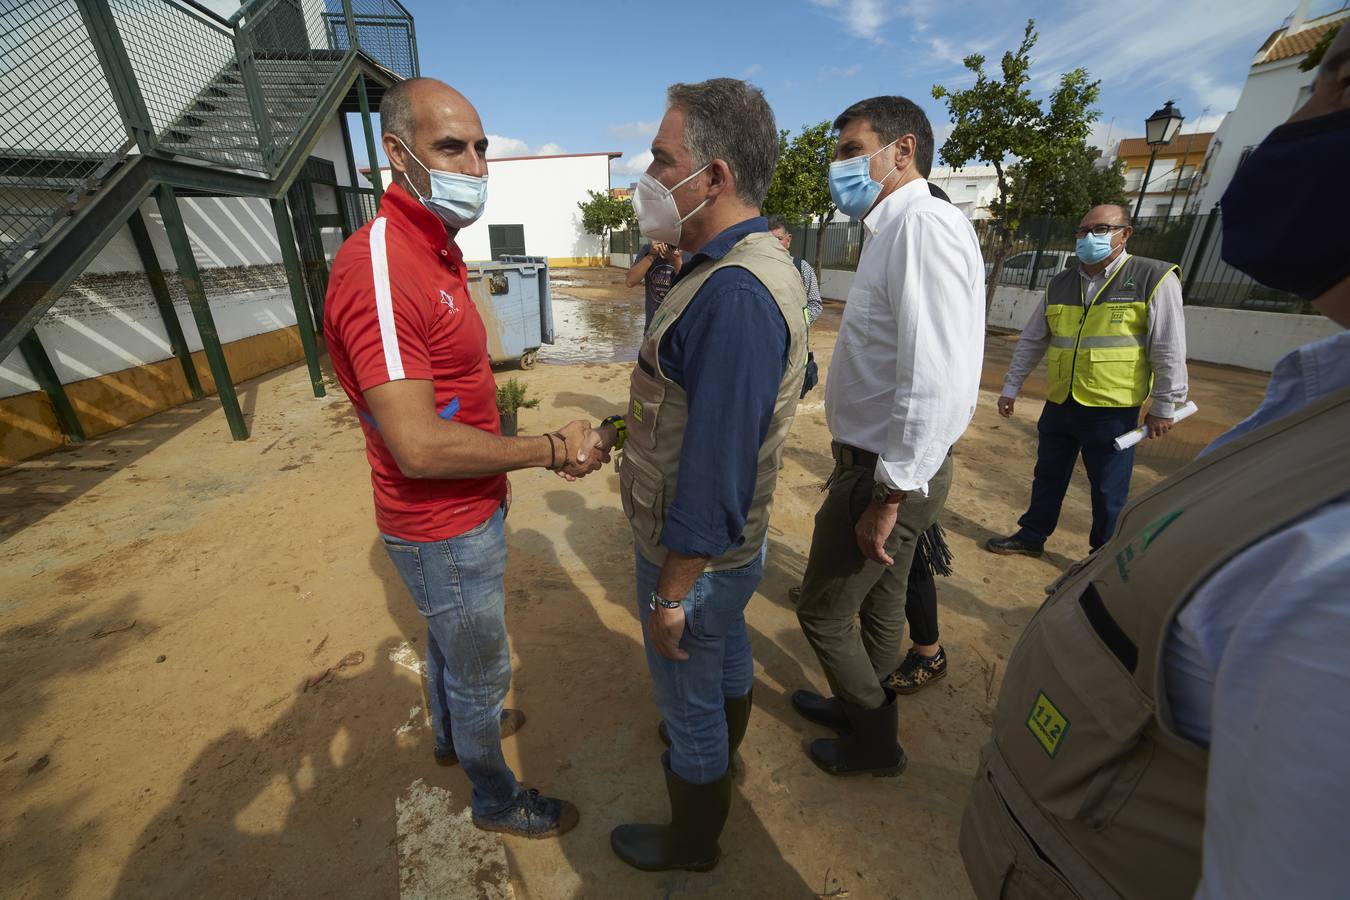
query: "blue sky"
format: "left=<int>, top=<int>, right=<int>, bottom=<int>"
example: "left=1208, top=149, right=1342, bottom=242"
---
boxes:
left=362, top=0, right=1333, bottom=186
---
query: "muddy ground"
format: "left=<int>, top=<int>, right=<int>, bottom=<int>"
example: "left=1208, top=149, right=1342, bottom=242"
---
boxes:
left=0, top=267, right=1271, bottom=899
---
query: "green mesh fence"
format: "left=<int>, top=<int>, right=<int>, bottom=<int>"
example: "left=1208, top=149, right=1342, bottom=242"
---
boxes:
left=322, top=0, right=418, bottom=78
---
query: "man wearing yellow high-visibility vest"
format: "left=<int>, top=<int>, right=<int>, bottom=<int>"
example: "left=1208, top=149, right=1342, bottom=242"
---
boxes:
left=987, top=204, right=1188, bottom=556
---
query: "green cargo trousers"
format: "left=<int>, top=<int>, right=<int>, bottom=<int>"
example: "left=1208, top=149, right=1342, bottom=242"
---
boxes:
left=794, top=453, right=954, bottom=709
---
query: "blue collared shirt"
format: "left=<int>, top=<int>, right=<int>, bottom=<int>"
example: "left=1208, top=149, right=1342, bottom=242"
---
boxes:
left=1163, top=329, right=1350, bottom=899
left=656, top=217, right=790, bottom=559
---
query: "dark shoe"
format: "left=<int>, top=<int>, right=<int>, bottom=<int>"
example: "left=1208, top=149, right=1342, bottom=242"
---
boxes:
left=808, top=691, right=907, bottom=777
left=658, top=689, right=754, bottom=753
left=985, top=534, right=1045, bottom=557
left=611, top=752, right=731, bottom=872
left=884, top=647, right=948, bottom=695
left=434, top=708, right=527, bottom=766
left=791, top=689, right=851, bottom=732
left=472, top=788, right=579, bottom=839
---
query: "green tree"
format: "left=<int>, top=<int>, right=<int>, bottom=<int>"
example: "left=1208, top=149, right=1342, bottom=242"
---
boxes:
left=1008, top=144, right=1126, bottom=218
left=1299, top=23, right=1341, bottom=71
left=577, top=190, right=634, bottom=257
left=932, top=19, right=1103, bottom=305
left=762, top=121, right=838, bottom=273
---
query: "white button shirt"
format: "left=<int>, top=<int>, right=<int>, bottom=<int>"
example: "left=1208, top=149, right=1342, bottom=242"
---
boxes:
left=825, top=178, right=986, bottom=493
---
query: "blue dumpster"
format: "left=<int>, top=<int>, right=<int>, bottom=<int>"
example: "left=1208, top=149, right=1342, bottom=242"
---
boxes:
left=465, top=256, right=555, bottom=369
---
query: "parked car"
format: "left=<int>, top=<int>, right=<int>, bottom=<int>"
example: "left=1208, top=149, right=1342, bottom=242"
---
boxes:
left=986, top=250, right=1077, bottom=287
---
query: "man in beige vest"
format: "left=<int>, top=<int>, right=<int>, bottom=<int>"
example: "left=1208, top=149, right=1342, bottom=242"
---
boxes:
left=587, top=78, right=807, bottom=873
left=961, top=26, right=1350, bottom=897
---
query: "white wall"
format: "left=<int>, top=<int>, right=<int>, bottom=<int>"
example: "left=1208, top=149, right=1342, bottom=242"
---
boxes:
left=987, top=284, right=1339, bottom=372
left=366, top=154, right=615, bottom=262
left=1196, top=55, right=1320, bottom=212
left=928, top=167, right=999, bottom=220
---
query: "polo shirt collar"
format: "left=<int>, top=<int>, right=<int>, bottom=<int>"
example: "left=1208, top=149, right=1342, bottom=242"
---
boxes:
left=862, top=177, right=929, bottom=235
left=676, top=216, right=769, bottom=283
left=380, top=182, right=463, bottom=264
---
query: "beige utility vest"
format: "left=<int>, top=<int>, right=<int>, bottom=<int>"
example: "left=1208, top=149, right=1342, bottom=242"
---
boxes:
left=960, top=383, right=1350, bottom=899
left=619, top=231, right=808, bottom=572
left=1044, top=255, right=1177, bottom=408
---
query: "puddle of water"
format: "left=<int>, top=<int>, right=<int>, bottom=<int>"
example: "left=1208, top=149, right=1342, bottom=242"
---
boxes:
left=541, top=291, right=644, bottom=365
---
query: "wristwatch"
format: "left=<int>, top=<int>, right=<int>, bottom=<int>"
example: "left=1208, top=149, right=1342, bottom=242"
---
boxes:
left=872, top=482, right=906, bottom=504
left=650, top=591, right=682, bottom=611
left=601, top=414, right=628, bottom=451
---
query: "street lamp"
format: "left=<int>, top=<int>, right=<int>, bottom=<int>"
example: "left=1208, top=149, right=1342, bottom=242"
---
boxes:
left=1133, top=100, right=1185, bottom=219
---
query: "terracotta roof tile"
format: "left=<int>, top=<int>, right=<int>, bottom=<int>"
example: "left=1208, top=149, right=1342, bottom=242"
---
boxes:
left=1115, top=133, right=1214, bottom=162
left=1258, top=16, right=1347, bottom=65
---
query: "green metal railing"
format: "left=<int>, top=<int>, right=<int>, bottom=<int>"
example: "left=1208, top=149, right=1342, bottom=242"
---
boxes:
left=0, top=0, right=418, bottom=280
left=338, top=184, right=378, bottom=231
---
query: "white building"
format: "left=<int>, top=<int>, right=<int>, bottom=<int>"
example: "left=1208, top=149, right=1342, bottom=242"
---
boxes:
left=1194, top=1, right=1348, bottom=213
left=363, top=151, right=621, bottom=265
left=927, top=165, right=1000, bottom=219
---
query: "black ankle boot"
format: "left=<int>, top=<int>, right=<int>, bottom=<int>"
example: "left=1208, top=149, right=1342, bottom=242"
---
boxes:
left=611, top=752, right=732, bottom=872
left=808, top=691, right=907, bottom=777
left=791, top=689, right=850, bottom=731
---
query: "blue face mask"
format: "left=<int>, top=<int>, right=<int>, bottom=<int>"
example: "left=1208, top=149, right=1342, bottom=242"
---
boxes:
left=1076, top=231, right=1115, bottom=264
left=828, top=140, right=896, bottom=219
left=398, top=137, right=488, bottom=229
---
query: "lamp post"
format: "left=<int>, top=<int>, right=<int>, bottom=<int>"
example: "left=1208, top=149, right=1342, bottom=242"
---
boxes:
left=1133, top=100, right=1185, bottom=220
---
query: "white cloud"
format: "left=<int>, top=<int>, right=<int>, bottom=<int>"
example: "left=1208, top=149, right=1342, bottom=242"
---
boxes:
left=608, top=120, right=659, bottom=140
left=617, top=150, right=653, bottom=176
left=1031, top=0, right=1274, bottom=103
left=820, top=62, right=864, bottom=79
left=810, top=0, right=891, bottom=41
left=742, top=63, right=763, bottom=77
left=486, top=135, right=565, bottom=159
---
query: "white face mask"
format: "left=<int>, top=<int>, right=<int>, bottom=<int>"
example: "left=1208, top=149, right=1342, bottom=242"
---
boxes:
left=397, top=137, right=488, bottom=230
left=632, top=163, right=710, bottom=246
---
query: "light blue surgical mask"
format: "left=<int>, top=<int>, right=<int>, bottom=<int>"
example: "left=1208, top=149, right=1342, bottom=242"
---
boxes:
left=1075, top=231, right=1115, bottom=265
left=397, top=137, right=488, bottom=229
left=828, top=140, right=896, bottom=219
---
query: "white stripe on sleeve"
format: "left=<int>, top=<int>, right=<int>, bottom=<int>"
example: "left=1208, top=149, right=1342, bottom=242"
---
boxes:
left=369, top=217, right=404, bottom=381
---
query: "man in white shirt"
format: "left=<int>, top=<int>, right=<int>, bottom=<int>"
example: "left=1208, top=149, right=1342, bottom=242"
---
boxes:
left=790, top=96, right=985, bottom=777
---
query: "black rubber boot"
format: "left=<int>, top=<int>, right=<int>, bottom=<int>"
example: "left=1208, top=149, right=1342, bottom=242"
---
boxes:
left=611, top=752, right=732, bottom=872
left=658, top=688, right=755, bottom=755
left=791, top=689, right=851, bottom=732
left=807, top=691, right=907, bottom=777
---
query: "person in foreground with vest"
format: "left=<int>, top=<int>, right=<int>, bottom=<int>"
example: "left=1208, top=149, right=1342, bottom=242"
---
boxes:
left=986, top=204, right=1189, bottom=557
left=790, top=96, right=985, bottom=777
left=585, top=78, right=807, bottom=873
left=324, top=79, right=606, bottom=841
left=960, top=28, right=1350, bottom=897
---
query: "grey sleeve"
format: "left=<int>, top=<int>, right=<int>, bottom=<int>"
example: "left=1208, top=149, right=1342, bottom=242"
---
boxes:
left=1146, top=271, right=1189, bottom=418
left=803, top=262, right=823, bottom=325
left=1001, top=292, right=1052, bottom=398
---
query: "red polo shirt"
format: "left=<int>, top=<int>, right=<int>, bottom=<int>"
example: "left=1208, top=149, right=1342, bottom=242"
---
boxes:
left=325, top=184, right=506, bottom=542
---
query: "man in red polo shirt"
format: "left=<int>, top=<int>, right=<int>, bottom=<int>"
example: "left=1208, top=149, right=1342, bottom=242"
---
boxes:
left=325, top=78, right=601, bottom=839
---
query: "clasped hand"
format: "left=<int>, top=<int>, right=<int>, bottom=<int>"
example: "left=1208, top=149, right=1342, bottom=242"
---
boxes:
left=550, top=419, right=613, bottom=481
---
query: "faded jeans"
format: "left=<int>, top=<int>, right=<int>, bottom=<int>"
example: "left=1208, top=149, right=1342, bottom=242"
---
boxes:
left=635, top=545, right=762, bottom=785
left=382, top=508, right=518, bottom=816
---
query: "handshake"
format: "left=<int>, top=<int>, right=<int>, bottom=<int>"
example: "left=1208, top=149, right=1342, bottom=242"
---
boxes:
left=547, top=419, right=618, bottom=481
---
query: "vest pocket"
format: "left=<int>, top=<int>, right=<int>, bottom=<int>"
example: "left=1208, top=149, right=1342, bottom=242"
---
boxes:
left=620, top=452, right=665, bottom=543
left=992, top=587, right=1153, bottom=830
left=961, top=768, right=1081, bottom=900
left=1084, top=346, right=1146, bottom=399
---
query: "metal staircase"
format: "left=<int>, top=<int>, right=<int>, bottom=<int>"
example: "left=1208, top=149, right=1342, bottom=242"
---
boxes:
left=0, top=0, right=418, bottom=443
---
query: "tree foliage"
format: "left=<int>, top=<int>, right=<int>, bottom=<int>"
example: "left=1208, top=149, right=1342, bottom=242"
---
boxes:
left=931, top=19, right=1104, bottom=303
left=577, top=190, right=634, bottom=252
left=1008, top=144, right=1126, bottom=218
left=762, top=121, right=838, bottom=272
left=1299, top=23, right=1341, bottom=72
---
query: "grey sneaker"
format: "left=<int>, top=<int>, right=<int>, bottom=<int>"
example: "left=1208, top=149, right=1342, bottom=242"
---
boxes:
left=472, top=788, right=580, bottom=839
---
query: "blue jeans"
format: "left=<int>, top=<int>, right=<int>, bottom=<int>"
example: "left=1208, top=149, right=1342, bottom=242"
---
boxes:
left=1016, top=398, right=1140, bottom=551
left=382, top=508, right=518, bottom=816
left=635, top=546, right=762, bottom=785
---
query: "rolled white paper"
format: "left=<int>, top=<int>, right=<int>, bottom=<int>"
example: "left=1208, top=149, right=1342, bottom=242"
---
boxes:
left=1113, top=401, right=1199, bottom=451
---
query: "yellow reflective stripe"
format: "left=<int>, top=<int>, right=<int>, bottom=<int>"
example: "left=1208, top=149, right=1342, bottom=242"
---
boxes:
left=1049, top=335, right=1077, bottom=348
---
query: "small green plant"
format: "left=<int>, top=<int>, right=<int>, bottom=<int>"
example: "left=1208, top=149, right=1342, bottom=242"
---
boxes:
left=496, top=379, right=539, bottom=416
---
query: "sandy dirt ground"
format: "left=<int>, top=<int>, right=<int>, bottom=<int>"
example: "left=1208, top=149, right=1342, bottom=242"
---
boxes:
left=0, top=268, right=1272, bottom=899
